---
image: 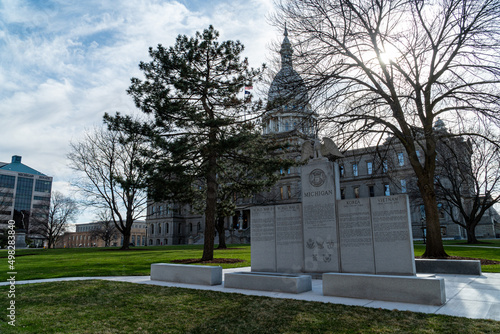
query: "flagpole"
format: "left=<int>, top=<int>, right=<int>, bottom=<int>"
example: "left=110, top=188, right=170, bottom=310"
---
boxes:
left=244, top=85, right=253, bottom=122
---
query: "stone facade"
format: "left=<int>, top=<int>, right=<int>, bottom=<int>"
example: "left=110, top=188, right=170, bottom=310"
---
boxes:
left=146, top=202, right=204, bottom=246
left=336, top=141, right=464, bottom=240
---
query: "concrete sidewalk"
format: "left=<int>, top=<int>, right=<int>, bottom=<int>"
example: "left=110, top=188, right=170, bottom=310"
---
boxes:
left=2, top=267, right=499, bottom=321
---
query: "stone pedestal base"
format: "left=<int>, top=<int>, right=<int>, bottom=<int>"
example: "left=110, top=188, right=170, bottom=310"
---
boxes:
left=323, top=272, right=446, bottom=305
left=15, top=232, right=27, bottom=249
left=415, top=259, right=481, bottom=275
left=224, top=272, right=312, bottom=294
left=150, top=263, right=222, bottom=285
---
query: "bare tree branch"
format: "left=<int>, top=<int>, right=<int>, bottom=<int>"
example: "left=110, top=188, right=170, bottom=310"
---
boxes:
left=68, top=125, right=149, bottom=250
left=274, top=0, right=500, bottom=257
left=31, top=191, right=78, bottom=249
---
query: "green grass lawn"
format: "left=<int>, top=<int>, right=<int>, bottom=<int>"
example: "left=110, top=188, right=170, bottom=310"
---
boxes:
left=1, top=241, right=499, bottom=281
left=0, top=280, right=498, bottom=334
left=0, top=244, right=499, bottom=332
left=0, top=245, right=251, bottom=281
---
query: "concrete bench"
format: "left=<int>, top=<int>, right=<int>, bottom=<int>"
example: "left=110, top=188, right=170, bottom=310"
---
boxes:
left=415, top=259, right=481, bottom=275
left=323, top=272, right=446, bottom=305
left=150, top=263, right=222, bottom=286
left=224, top=272, right=312, bottom=294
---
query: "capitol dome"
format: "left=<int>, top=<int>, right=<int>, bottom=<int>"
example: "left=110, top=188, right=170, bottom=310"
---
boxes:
left=267, top=26, right=309, bottom=111
left=263, top=26, right=316, bottom=138
left=268, top=66, right=309, bottom=109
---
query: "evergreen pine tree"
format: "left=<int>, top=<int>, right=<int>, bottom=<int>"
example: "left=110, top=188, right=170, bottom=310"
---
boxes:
left=106, top=26, right=294, bottom=260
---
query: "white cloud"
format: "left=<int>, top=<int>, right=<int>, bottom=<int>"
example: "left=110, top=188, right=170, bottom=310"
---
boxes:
left=0, top=0, right=279, bottom=223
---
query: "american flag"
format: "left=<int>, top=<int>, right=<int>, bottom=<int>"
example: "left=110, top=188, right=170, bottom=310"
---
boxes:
left=244, top=86, right=253, bottom=95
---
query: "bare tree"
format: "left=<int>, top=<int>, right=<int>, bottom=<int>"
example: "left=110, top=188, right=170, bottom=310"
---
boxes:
left=275, top=0, right=500, bottom=257
left=31, top=191, right=78, bottom=249
left=68, top=125, right=149, bottom=250
left=435, top=134, right=500, bottom=243
left=90, top=210, right=120, bottom=247
left=0, top=192, right=14, bottom=248
left=0, top=191, right=14, bottom=220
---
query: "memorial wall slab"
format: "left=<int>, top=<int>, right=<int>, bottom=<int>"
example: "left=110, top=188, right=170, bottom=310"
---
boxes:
left=276, top=204, right=304, bottom=272
left=338, top=198, right=375, bottom=274
left=301, top=159, right=340, bottom=273
left=251, top=206, right=276, bottom=272
left=250, top=160, right=415, bottom=277
left=370, top=195, right=416, bottom=275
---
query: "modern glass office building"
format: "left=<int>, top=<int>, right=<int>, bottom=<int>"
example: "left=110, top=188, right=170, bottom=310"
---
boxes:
left=0, top=155, right=52, bottom=229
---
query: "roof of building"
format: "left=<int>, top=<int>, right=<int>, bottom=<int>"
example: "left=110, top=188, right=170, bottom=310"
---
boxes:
left=0, top=156, right=47, bottom=176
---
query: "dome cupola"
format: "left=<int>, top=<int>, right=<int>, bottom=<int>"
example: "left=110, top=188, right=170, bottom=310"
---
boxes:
left=267, top=25, right=309, bottom=110
left=264, top=26, right=316, bottom=138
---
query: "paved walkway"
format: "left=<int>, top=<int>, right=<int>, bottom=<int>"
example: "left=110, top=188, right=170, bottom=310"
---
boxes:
left=2, top=267, right=499, bottom=322
left=444, top=244, right=500, bottom=249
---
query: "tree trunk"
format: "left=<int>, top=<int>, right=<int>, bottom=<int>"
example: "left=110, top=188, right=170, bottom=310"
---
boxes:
left=216, top=216, right=227, bottom=249
left=421, top=190, right=448, bottom=258
left=119, top=213, right=134, bottom=250
left=47, top=232, right=55, bottom=249
left=466, top=226, right=480, bottom=244
left=120, top=232, right=131, bottom=250
left=120, top=219, right=132, bottom=250
left=201, top=146, right=217, bottom=261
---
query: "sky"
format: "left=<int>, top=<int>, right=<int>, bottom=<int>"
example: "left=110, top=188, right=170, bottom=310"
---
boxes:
left=0, top=0, right=281, bottom=224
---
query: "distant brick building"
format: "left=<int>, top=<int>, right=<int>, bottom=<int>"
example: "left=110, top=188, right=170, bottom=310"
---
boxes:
left=57, top=221, right=149, bottom=248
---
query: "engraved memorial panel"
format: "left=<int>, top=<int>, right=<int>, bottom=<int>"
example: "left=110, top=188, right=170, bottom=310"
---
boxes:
left=251, top=206, right=276, bottom=272
left=276, top=204, right=303, bottom=272
left=370, top=195, right=416, bottom=275
left=301, top=159, right=340, bottom=272
left=338, top=198, right=375, bottom=273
